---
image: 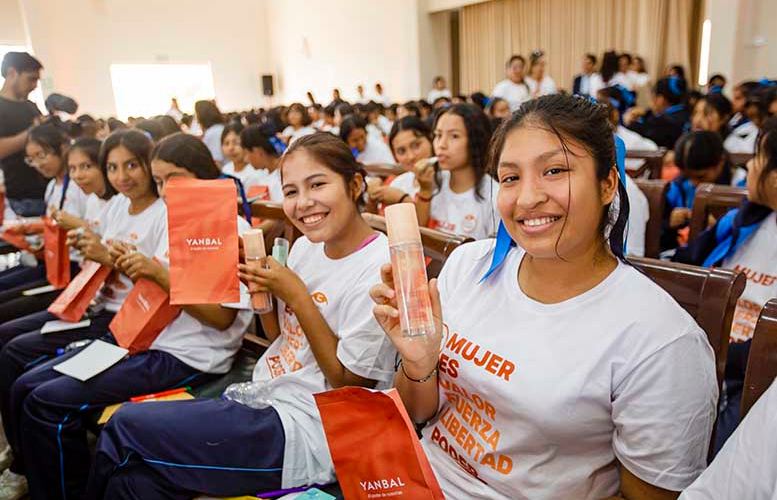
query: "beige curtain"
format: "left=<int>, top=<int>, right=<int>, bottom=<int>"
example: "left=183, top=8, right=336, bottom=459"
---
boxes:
left=460, top=0, right=702, bottom=95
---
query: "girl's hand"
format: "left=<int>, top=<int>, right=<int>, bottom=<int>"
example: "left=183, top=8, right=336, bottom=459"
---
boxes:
left=238, top=257, right=308, bottom=308
left=369, top=186, right=409, bottom=205
left=107, top=240, right=136, bottom=262
left=370, top=263, right=443, bottom=377
left=67, top=228, right=111, bottom=264
left=669, top=207, right=691, bottom=229
left=52, top=209, right=84, bottom=231
left=115, top=251, right=167, bottom=284
left=414, top=160, right=436, bottom=193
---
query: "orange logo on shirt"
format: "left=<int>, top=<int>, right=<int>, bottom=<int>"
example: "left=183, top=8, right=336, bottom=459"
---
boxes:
left=312, top=292, right=328, bottom=305
left=461, top=214, right=477, bottom=233
left=129, top=233, right=139, bottom=241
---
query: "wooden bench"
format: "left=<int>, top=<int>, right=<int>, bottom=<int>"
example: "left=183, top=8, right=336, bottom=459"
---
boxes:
left=688, top=183, right=748, bottom=241
left=362, top=212, right=473, bottom=279
left=633, top=179, right=669, bottom=258
left=626, top=149, right=666, bottom=179
left=729, top=152, right=754, bottom=168
left=363, top=163, right=405, bottom=180
left=740, top=298, right=777, bottom=420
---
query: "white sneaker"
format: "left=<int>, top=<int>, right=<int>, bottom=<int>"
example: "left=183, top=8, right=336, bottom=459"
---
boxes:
left=0, top=469, right=27, bottom=500
left=0, top=447, right=11, bottom=473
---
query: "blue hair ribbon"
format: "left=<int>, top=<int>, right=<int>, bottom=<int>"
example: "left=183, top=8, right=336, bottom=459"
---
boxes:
left=480, top=134, right=629, bottom=282
left=668, top=76, right=683, bottom=96
left=268, top=136, right=287, bottom=155
left=350, top=147, right=359, bottom=159
left=219, top=173, right=252, bottom=221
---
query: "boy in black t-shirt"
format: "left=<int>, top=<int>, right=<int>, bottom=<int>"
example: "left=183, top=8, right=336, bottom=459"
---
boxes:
left=0, top=52, right=47, bottom=216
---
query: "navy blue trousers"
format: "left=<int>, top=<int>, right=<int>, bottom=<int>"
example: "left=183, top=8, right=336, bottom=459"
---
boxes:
left=12, top=346, right=211, bottom=500
left=0, top=310, right=116, bottom=480
left=0, top=262, right=46, bottom=292
left=87, top=399, right=285, bottom=500
left=712, top=339, right=751, bottom=456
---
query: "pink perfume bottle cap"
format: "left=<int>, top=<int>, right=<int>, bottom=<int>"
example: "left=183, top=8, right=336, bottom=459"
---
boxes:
left=242, top=229, right=266, bottom=259
left=385, top=203, right=422, bottom=245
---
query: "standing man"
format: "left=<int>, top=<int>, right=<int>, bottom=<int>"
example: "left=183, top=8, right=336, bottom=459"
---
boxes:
left=0, top=52, right=47, bottom=216
left=492, top=55, right=530, bottom=112
left=573, top=53, right=603, bottom=97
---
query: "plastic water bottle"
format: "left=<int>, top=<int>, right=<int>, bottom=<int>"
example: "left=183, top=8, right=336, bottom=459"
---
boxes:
left=56, top=339, right=93, bottom=356
left=222, top=381, right=274, bottom=409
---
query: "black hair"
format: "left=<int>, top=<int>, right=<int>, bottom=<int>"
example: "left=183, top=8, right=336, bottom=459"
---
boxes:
left=506, top=55, right=525, bottom=68
left=134, top=119, right=164, bottom=142
left=26, top=123, right=69, bottom=156
left=486, top=97, right=508, bottom=117
left=754, top=117, right=777, bottom=202
left=281, top=132, right=368, bottom=209
left=1, top=52, right=42, bottom=77
left=99, top=129, right=157, bottom=196
left=709, top=73, right=726, bottom=86
left=335, top=102, right=354, bottom=119
left=703, top=93, right=733, bottom=120
left=736, top=80, right=762, bottom=98
left=528, top=50, right=545, bottom=74
left=585, top=53, right=597, bottom=66
left=286, top=102, right=312, bottom=126
left=674, top=131, right=724, bottom=172
left=107, top=118, right=126, bottom=132
left=389, top=116, right=432, bottom=155
left=151, top=132, right=220, bottom=180
left=194, top=100, right=224, bottom=130
left=654, top=76, right=687, bottom=105
left=470, top=92, right=488, bottom=109
left=399, top=101, right=421, bottom=118
left=154, top=115, right=181, bottom=137
left=433, top=103, right=493, bottom=201
left=65, top=137, right=116, bottom=200
left=633, top=56, right=647, bottom=73
left=600, top=51, right=619, bottom=83
left=488, top=94, right=629, bottom=260
left=240, top=124, right=278, bottom=156
left=339, top=115, right=368, bottom=143
left=220, top=121, right=245, bottom=144
left=618, top=53, right=633, bottom=66
left=433, top=96, right=452, bottom=107
left=669, top=65, right=686, bottom=80
left=433, top=75, right=445, bottom=85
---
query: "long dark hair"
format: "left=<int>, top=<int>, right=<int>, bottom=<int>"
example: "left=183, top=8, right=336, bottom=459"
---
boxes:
left=194, top=100, right=224, bottom=130
left=754, top=117, right=777, bottom=203
left=66, top=137, right=116, bottom=200
left=26, top=123, right=69, bottom=156
left=99, top=129, right=157, bottom=196
left=600, top=51, right=619, bottom=83
left=151, top=132, right=220, bottom=180
left=433, top=103, right=492, bottom=200
left=488, top=94, right=630, bottom=260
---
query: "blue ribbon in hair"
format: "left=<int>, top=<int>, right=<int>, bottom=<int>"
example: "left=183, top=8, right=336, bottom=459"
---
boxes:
left=268, top=136, right=287, bottom=155
left=668, top=76, right=683, bottom=96
left=480, top=134, right=628, bottom=282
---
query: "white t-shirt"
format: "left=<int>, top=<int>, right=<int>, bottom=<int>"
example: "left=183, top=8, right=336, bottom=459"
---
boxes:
left=356, top=136, right=395, bottom=166
left=679, top=378, right=777, bottom=500
left=580, top=72, right=605, bottom=97
left=44, top=178, right=89, bottom=219
left=633, top=72, right=650, bottom=89
left=251, top=234, right=396, bottom=488
left=282, top=125, right=316, bottom=145
left=610, top=72, right=635, bottom=91
left=428, top=171, right=500, bottom=240
left=45, top=178, right=90, bottom=262
left=526, top=75, right=557, bottom=97
left=724, top=121, right=759, bottom=154
left=377, top=115, right=393, bottom=136
left=203, top=124, right=226, bottom=163
left=390, top=171, right=420, bottom=197
left=624, top=175, right=649, bottom=257
left=94, top=196, right=168, bottom=312
left=248, top=168, right=284, bottom=202
left=722, top=212, right=777, bottom=343
left=421, top=240, right=718, bottom=500
left=492, top=79, right=531, bottom=112
left=149, top=217, right=253, bottom=374
left=83, top=194, right=110, bottom=235
left=617, top=125, right=659, bottom=152
left=428, top=88, right=453, bottom=104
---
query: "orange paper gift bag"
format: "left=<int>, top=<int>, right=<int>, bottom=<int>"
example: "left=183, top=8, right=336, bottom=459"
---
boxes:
left=314, top=387, right=446, bottom=500
left=109, top=279, right=181, bottom=355
left=165, top=177, right=240, bottom=305
left=48, top=261, right=111, bottom=322
left=43, top=217, right=71, bottom=289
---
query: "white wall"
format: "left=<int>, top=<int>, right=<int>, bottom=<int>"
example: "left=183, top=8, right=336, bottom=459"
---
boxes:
left=19, top=0, right=272, bottom=117
left=0, top=0, right=25, bottom=44
left=265, top=0, right=423, bottom=105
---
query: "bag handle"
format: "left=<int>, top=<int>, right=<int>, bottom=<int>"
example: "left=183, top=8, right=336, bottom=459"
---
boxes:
left=219, top=174, right=252, bottom=221
left=59, top=175, right=70, bottom=211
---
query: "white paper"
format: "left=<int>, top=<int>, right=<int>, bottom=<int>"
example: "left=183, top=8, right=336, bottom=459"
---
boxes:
left=41, top=319, right=91, bottom=335
left=53, top=340, right=128, bottom=382
left=22, top=284, right=58, bottom=296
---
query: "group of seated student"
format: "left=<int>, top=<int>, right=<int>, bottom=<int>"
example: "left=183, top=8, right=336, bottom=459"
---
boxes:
left=1, top=51, right=777, bottom=500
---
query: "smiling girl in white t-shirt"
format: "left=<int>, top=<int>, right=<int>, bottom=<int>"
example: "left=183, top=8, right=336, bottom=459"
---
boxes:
left=372, top=94, right=718, bottom=500
left=415, top=103, right=499, bottom=240
left=86, top=132, right=396, bottom=499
